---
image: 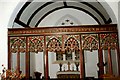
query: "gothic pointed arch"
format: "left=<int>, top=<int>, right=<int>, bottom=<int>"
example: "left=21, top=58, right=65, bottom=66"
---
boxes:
left=47, top=37, right=62, bottom=52
left=28, top=36, right=44, bottom=53
left=81, top=34, right=99, bottom=51
left=8, top=0, right=117, bottom=28
left=64, top=36, right=79, bottom=51
left=100, top=33, right=118, bottom=50
left=55, top=14, right=80, bottom=26
left=10, top=37, right=26, bottom=53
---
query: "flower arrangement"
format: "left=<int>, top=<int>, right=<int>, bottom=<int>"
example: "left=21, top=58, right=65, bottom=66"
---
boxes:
left=0, top=64, right=25, bottom=80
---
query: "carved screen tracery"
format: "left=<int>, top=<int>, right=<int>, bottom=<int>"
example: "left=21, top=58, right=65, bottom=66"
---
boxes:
left=81, top=34, right=99, bottom=51
left=64, top=35, right=80, bottom=52
left=10, top=37, right=26, bottom=53
left=28, top=36, right=44, bottom=53
left=8, top=24, right=119, bottom=79
left=10, top=37, right=26, bottom=73
left=64, top=35, right=80, bottom=61
left=47, top=36, right=62, bottom=52
left=100, top=33, right=118, bottom=49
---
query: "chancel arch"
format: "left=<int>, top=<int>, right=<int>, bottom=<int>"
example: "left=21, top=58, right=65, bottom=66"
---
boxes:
left=9, top=0, right=116, bottom=28
left=7, top=0, right=119, bottom=80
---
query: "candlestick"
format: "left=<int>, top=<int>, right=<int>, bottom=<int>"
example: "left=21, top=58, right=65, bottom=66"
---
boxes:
left=72, top=64, right=74, bottom=71
left=64, top=65, right=65, bottom=71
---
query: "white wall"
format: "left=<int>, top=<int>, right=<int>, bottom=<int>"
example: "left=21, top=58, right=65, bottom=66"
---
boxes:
left=0, top=1, right=20, bottom=72
left=84, top=50, right=98, bottom=78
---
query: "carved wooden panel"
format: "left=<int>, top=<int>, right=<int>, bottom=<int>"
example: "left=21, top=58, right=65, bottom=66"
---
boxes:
left=100, top=33, right=118, bottom=49
left=28, top=36, right=44, bottom=53
left=10, top=37, right=26, bottom=53
left=8, top=24, right=119, bottom=79
left=81, top=34, right=98, bottom=51
left=64, top=35, right=80, bottom=52
left=8, top=24, right=117, bottom=36
left=46, top=36, right=62, bottom=52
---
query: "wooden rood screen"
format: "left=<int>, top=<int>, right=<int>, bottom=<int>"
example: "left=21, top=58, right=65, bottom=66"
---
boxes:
left=8, top=24, right=120, bottom=79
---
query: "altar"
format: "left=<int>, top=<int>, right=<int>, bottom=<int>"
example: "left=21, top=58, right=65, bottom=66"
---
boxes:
left=57, top=71, right=80, bottom=79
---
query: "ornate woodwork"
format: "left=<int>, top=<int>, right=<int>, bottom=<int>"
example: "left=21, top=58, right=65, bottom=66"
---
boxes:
left=10, top=37, right=26, bottom=53
left=47, top=36, right=62, bottom=52
left=8, top=24, right=119, bottom=79
left=28, top=36, right=44, bottom=53
left=100, top=33, right=118, bottom=49
left=64, top=35, right=80, bottom=52
left=8, top=25, right=117, bottom=35
left=57, top=71, right=80, bottom=79
left=81, top=34, right=98, bottom=51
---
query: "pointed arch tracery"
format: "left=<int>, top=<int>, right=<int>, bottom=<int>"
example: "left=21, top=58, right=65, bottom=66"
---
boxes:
left=100, top=33, right=118, bottom=50
left=64, top=35, right=79, bottom=52
left=47, top=37, right=62, bottom=52
left=10, top=37, right=26, bottom=53
left=64, top=36, right=80, bottom=60
left=81, top=34, right=99, bottom=51
left=28, top=36, right=44, bottom=53
left=8, top=24, right=119, bottom=79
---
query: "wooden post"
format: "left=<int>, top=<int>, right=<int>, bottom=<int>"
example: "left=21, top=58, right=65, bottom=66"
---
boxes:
left=8, top=36, right=11, bottom=69
left=26, top=37, right=30, bottom=79
left=98, top=34, right=104, bottom=77
left=108, top=47, right=113, bottom=75
left=44, top=36, right=49, bottom=80
left=45, top=50, right=49, bottom=80
left=98, top=48, right=104, bottom=77
left=79, top=34, right=85, bottom=79
left=79, top=48, right=85, bottom=78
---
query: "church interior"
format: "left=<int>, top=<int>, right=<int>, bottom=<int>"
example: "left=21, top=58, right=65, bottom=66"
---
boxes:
left=0, top=0, right=120, bottom=80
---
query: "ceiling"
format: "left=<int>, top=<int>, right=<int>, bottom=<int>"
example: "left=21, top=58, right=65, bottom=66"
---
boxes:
left=11, top=0, right=116, bottom=28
